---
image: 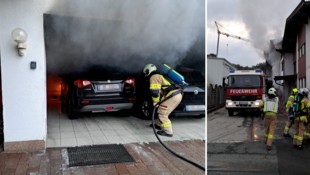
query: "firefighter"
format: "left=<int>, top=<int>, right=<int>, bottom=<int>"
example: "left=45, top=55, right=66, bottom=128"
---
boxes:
left=303, top=88, right=310, bottom=143
left=283, top=88, right=298, bottom=137
left=143, top=64, right=182, bottom=137
left=293, top=88, right=310, bottom=150
left=260, top=87, right=279, bottom=150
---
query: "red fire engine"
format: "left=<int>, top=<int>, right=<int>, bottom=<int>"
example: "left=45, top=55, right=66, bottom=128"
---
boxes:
left=223, top=69, right=266, bottom=116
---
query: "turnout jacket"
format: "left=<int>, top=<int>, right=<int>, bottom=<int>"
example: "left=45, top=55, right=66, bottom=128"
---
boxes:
left=260, top=96, right=279, bottom=115
left=149, top=73, right=178, bottom=104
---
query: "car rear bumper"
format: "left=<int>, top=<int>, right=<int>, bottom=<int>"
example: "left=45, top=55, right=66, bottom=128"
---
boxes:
left=172, top=104, right=205, bottom=116
left=78, top=103, right=134, bottom=112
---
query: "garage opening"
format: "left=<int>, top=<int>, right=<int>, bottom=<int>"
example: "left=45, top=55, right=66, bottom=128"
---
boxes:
left=44, top=14, right=151, bottom=148
left=43, top=11, right=205, bottom=148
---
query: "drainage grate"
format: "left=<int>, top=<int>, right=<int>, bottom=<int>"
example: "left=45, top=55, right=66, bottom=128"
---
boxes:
left=67, top=144, right=134, bottom=167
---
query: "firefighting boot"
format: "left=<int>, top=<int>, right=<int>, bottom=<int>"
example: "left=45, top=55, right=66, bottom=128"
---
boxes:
left=266, top=146, right=272, bottom=151
left=157, top=130, right=173, bottom=137
left=149, top=124, right=161, bottom=130
left=296, top=145, right=303, bottom=150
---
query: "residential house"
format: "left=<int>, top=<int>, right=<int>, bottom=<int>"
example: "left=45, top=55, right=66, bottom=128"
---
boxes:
left=207, top=54, right=237, bottom=86
left=281, top=0, right=310, bottom=100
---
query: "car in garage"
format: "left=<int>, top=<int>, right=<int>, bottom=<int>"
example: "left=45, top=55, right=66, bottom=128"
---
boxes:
left=137, top=67, right=205, bottom=119
left=60, top=66, right=136, bottom=119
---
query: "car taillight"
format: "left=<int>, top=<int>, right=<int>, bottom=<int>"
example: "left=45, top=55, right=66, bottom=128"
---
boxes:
left=74, top=80, right=92, bottom=88
left=81, top=100, right=89, bottom=104
left=125, top=78, right=135, bottom=87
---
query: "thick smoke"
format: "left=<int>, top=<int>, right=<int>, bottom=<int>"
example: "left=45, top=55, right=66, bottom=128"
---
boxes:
left=238, top=0, right=298, bottom=59
left=45, top=0, right=205, bottom=74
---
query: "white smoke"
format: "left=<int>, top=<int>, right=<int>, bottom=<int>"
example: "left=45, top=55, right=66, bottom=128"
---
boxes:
left=238, top=0, right=300, bottom=59
left=45, top=0, right=205, bottom=74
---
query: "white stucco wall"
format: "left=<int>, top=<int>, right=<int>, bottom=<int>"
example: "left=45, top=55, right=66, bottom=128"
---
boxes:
left=0, top=1, right=50, bottom=143
left=207, top=57, right=236, bottom=86
left=306, top=19, right=310, bottom=89
left=207, top=58, right=222, bottom=85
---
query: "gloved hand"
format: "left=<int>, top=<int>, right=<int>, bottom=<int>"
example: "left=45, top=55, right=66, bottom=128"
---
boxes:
left=153, top=103, right=158, bottom=107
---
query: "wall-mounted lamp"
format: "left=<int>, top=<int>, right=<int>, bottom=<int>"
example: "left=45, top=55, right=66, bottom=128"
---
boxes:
left=11, top=28, right=28, bottom=56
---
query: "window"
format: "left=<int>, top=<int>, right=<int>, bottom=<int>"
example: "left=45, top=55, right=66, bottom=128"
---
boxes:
left=228, top=75, right=261, bottom=88
left=299, top=43, right=306, bottom=58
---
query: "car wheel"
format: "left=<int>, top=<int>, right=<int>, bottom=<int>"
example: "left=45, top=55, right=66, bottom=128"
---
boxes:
left=67, top=90, right=78, bottom=120
left=228, top=109, right=234, bottom=116
left=140, top=100, right=153, bottom=120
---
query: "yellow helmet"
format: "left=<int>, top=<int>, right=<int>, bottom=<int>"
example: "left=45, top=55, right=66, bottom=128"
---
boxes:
left=292, top=88, right=298, bottom=94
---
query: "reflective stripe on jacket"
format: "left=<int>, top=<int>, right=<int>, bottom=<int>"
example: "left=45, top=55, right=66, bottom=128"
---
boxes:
left=149, top=74, right=173, bottom=103
left=263, top=97, right=278, bottom=113
left=286, top=95, right=295, bottom=112
left=296, top=98, right=310, bottom=120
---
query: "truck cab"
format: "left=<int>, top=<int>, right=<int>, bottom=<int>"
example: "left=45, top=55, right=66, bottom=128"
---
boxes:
left=223, top=69, right=266, bottom=116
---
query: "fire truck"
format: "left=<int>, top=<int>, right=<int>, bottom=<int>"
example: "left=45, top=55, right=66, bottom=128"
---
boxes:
left=223, top=69, right=267, bottom=116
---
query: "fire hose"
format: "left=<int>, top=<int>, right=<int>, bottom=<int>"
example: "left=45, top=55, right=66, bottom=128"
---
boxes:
left=151, top=90, right=205, bottom=171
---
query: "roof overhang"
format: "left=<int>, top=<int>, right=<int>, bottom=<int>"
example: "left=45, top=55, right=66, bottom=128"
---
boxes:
left=274, top=74, right=297, bottom=81
left=282, top=0, right=310, bottom=53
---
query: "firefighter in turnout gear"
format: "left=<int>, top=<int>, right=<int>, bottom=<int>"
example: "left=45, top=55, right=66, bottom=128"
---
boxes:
left=303, top=88, right=310, bottom=143
left=293, top=88, right=310, bottom=150
left=259, top=87, right=279, bottom=150
left=283, top=88, right=298, bottom=137
left=143, top=64, right=182, bottom=137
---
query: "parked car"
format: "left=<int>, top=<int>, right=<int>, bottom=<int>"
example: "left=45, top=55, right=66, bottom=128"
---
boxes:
left=137, top=67, right=205, bottom=119
left=61, top=66, right=136, bottom=119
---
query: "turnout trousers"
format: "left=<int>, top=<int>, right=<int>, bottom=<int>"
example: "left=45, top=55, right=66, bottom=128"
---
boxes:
left=156, top=93, right=182, bottom=135
left=264, top=114, right=277, bottom=146
left=293, top=116, right=307, bottom=146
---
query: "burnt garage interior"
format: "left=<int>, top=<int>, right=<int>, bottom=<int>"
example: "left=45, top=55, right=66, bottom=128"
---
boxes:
left=44, top=14, right=205, bottom=147
left=44, top=14, right=144, bottom=112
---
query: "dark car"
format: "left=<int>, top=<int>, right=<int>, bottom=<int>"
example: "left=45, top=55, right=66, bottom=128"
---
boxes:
left=137, top=67, right=205, bottom=119
left=61, top=67, right=136, bottom=119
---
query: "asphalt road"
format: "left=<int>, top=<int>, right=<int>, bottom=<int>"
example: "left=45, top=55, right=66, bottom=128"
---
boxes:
left=207, top=107, right=310, bottom=175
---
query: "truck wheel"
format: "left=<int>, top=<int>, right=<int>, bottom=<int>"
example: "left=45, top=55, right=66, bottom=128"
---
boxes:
left=228, top=109, right=234, bottom=116
left=256, top=111, right=263, bottom=117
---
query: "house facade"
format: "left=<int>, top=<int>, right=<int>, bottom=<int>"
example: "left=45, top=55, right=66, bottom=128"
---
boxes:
left=0, top=0, right=204, bottom=153
left=281, top=0, right=310, bottom=100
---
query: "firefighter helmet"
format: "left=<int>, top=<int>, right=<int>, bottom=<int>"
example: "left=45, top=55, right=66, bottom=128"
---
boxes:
left=268, top=87, right=277, bottom=96
left=298, top=88, right=308, bottom=97
left=292, top=88, right=298, bottom=95
left=303, top=88, right=309, bottom=96
left=143, top=64, right=157, bottom=77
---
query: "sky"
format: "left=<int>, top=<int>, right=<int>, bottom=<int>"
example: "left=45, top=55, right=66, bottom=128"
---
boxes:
left=207, top=0, right=301, bottom=67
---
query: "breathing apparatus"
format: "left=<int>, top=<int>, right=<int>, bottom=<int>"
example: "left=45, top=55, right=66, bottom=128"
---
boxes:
left=159, top=64, right=189, bottom=87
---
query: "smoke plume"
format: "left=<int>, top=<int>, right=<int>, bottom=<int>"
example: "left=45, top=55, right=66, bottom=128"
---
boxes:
left=238, top=0, right=298, bottom=59
left=45, top=0, right=205, bottom=74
